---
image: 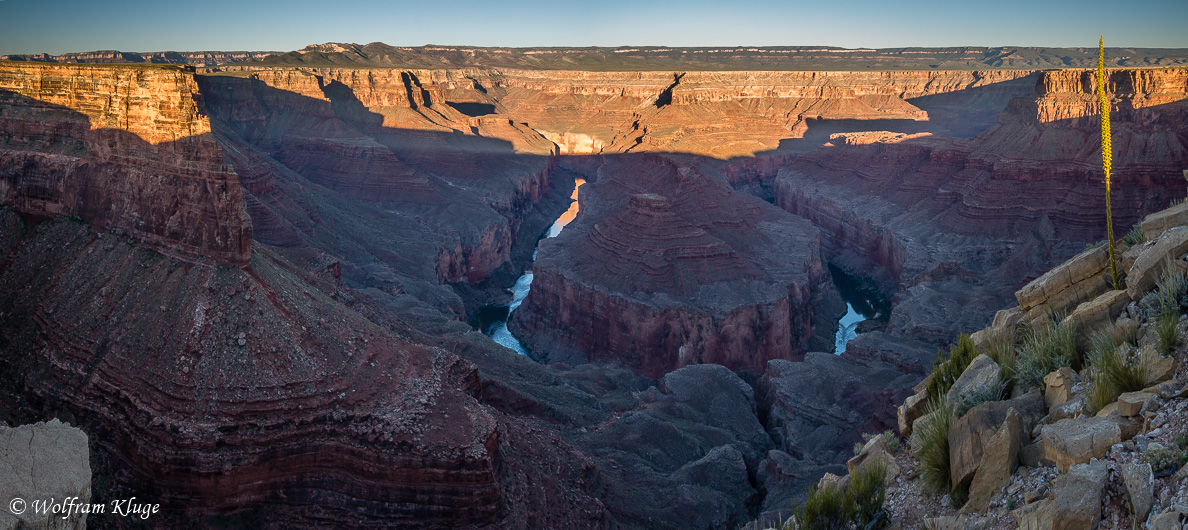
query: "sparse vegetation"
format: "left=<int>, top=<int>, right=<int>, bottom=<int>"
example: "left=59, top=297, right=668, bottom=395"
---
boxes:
left=910, top=396, right=956, bottom=496
left=1154, top=259, right=1185, bottom=354
left=787, top=462, right=888, bottom=530
left=924, top=334, right=978, bottom=402
left=1142, top=447, right=1180, bottom=476
left=982, top=328, right=1018, bottom=387
left=1120, top=223, right=1146, bottom=246
left=1085, top=329, right=1151, bottom=413
left=1015, top=317, right=1079, bottom=387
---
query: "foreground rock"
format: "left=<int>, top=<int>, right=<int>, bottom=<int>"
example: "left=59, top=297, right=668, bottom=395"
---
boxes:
left=1036, top=417, right=1122, bottom=472
left=0, top=420, right=91, bottom=530
left=1052, top=461, right=1109, bottom=530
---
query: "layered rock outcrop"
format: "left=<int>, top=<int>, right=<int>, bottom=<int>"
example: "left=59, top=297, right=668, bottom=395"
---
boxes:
left=774, top=67, right=1188, bottom=346
left=0, top=210, right=503, bottom=526
left=511, top=155, right=837, bottom=377
left=0, top=62, right=252, bottom=265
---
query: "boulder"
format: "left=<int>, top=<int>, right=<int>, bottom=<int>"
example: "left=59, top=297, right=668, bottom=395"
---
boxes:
left=846, top=434, right=899, bottom=481
left=898, top=391, right=929, bottom=438
left=1141, top=201, right=1188, bottom=240
left=1118, top=391, right=1157, bottom=417
left=1052, top=461, right=1108, bottom=530
left=1149, top=504, right=1188, bottom=530
left=1016, top=244, right=1111, bottom=321
left=1145, top=352, right=1178, bottom=384
left=961, top=408, right=1022, bottom=514
left=1036, top=416, right=1121, bottom=472
left=948, top=391, right=1042, bottom=488
left=1127, top=226, right=1188, bottom=301
left=1012, top=499, right=1054, bottom=530
left=1043, top=367, right=1077, bottom=409
left=921, top=514, right=993, bottom=530
left=1095, top=403, right=1144, bottom=441
left=946, top=354, right=1001, bottom=403
left=1042, top=394, right=1088, bottom=425
left=0, top=420, right=92, bottom=530
left=1120, top=463, right=1154, bottom=522
left=1063, top=289, right=1131, bottom=338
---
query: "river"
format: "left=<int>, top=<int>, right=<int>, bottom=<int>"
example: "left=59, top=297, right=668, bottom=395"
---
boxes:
left=483, top=178, right=585, bottom=355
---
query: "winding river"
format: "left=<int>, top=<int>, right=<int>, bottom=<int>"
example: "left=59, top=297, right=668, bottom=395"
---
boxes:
left=483, top=182, right=882, bottom=358
left=484, top=178, right=585, bottom=355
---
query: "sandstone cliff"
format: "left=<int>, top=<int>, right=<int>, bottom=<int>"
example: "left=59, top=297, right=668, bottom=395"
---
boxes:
left=0, top=62, right=252, bottom=265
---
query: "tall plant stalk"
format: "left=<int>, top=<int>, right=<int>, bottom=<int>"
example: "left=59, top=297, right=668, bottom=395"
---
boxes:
left=1098, top=36, right=1118, bottom=290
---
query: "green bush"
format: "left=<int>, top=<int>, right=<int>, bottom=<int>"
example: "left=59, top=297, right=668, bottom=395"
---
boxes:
left=910, top=396, right=956, bottom=496
left=790, top=462, right=887, bottom=530
left=1015, top=317, right=1079, bottom=386
left=924, top=334, right=979, bottom=402
left=1085, top=330, right=1151, bottom=414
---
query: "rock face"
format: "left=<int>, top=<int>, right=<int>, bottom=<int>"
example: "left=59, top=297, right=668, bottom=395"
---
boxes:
left=758, top=354, right=917, bottom=465
left=0, top=63, right=252, bottom=265
left=512, top=155, right=836, bottom=376
left=0, top=420, right=91, bottom=530
left=774, top=67, right=1188, bottom=348
left=1051, top=461, right=1109, bottom=530
left=0, top=212, right=503, bottom=526
left=1036, top=417, right=1122, bottom=472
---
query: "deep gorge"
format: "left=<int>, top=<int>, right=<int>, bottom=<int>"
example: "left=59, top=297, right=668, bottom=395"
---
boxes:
left=1, top=57, right=1186, bottom=528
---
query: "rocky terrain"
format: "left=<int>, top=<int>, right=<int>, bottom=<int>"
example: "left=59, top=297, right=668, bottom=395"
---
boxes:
left=0, top=52, right=1185, bottom=529
left=782, top=201, right=1188, bottom=529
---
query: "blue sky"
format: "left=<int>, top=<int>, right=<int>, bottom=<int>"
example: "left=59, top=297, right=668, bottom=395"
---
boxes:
left=1, top=0, right=1185, bottom=54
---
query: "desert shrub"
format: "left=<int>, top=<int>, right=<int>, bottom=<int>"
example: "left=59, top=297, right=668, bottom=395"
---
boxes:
left=1120, top=224, right=1147, bottom=246
left=1015, top=317, right=1079, bottom=387
left=1155, top=309, right=1181, bottom=355
left=790, top=462, right=887, bottom=530
left=1154, top=260, right=1185, bottom=354
left=910, top=396, right=956, bottom=496
left=1142, top=447, right=1180, bottom=476
left=924, top=334, right=978, bottom=402
left=858, top=430, right=902, bottom=456
left=791, top=482, right=847, bottom=530
left=847, top=462, right=888, bottom=528
left=1085, top=330, right=1151, bottom=414
left=953, top=379, right=1006, bottom=418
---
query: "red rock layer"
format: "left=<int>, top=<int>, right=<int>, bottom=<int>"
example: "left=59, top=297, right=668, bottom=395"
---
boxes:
left=0, top=62, right=252, bottom=265
left=511, top=155, right=832, bottom=377
left=0, top=212, right=502, bottom=526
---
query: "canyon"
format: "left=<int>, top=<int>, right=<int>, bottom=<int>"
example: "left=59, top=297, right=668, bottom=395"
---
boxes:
left=0, top=49, right=1186, bottom=528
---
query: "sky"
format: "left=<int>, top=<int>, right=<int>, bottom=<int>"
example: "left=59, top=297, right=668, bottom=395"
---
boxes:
left=1, top=0, right=1186, bottom=55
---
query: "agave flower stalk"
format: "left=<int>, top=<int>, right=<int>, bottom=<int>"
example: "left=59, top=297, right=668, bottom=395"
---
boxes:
left=1098, top=36, right=1119, bottom=290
